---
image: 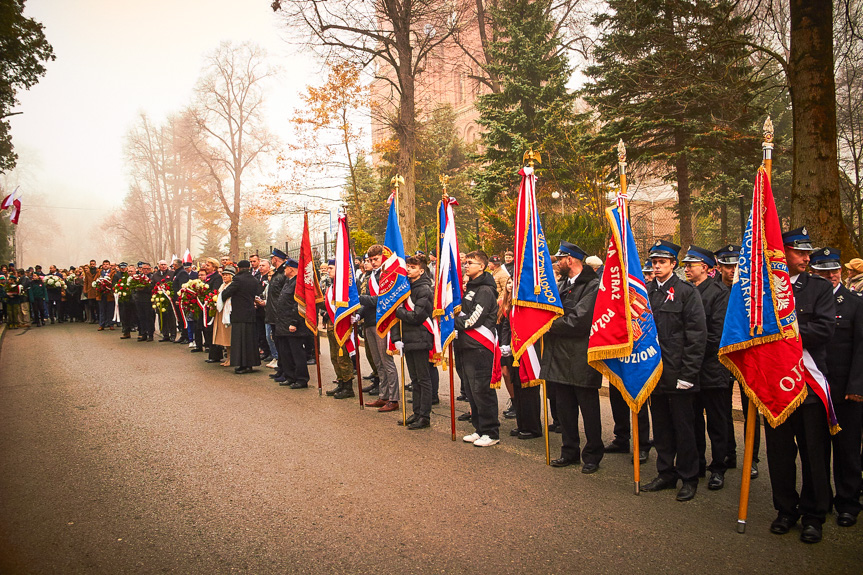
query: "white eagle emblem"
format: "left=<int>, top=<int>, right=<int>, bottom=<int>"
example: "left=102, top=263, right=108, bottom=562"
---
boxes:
left=304, top=262, right=315, bottom=286
left=773, top=274, right=791, bottom=310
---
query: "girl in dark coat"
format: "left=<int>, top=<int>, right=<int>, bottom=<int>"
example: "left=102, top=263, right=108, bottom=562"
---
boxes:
left=394, top=255, right=435, bottom=429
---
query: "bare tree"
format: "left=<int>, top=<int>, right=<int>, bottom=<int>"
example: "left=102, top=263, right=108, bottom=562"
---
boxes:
left=185, top=41, right=277, bottom=260
left=273, top=0, right=469, bottom=251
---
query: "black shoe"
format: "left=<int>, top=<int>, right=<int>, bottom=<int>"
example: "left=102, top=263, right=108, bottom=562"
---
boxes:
left=456, top=394, right=467, bottom=402
left=362, top=374, right=374, bottom=381
left=159, top=337, right=170, bottom=342
left=642, top=477, right=677, bottom=492
left=518, top=431, right=542, bottom=440
left=234, top=367, right=253, bottom=374
left=405, top=383, right=413, bottom=392
left=146, top=336, right=154, bottom=341
left=191, top=348, right=204, bottom=353
left=604, top=442, right=630, bottom=454
left=289, top=381, right=309, bottom=389
left=205, top=359, right=220, bottom=363
left=837, top=512, right=857, bottom=527
left=547, top=423, right=561, bottom=434
left=676, top=483, right=697, bottom=501
left=137, top=336, right=145, bottom=341
left=407, top=417, right=430, bottom=430
left=398, top=414, right=420, bottom=426
left=367, top=385, right=380, bottom=396
left=306, top=358, right=316, bottom=365
left=261, top=355, right=273, bottom=363
left=334, top=386, right=355, bottom=399
left=269, top=372, right=283, bottom=379
left=707, top=472, right=725, bottom=490
left=431, top=396, right=440, bottom=405
left=176, top=338, right=189, bottom=344
left=509, top=428, right=521, bottom=437
left=503, top=408, right=517, bottom=420
left=638, top=450, right=649, bottom=464
left=750, top=463, right=759, bottom=479
left=770, top=514, right=796, bottom=535
left=277, top=379, right=294, bottom=387
left=326, top=382, right=344, bottom=396
left=550, top=457, right=579, bottom=468
left=457, top=412, right=472, bottom=421
left=581, top=463, right=600, bottom=474
left=800, top=523, right=822, bottom=544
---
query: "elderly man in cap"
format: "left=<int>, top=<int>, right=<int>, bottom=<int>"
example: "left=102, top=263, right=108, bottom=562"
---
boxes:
left=487, top=254, right=510, bottom=297
left=846, top=257, right=863, bottom=293
left=275, top=258, right=311, bottom=388
left=642, top=240, right=707, bottom=502
left=682, top=245, right=731, bottom=490
left=714, top=244, right=760, bottom=477
left=152, top=259, right=176, bottom=342
left=810, top=247, right=863, bottom=529
left=766, top=227, right=836, bottom=543
left=543, top=241, right=604, bottom=472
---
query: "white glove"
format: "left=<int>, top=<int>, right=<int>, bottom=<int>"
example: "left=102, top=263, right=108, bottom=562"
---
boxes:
left=676, top=379, right=694, bottom=390
left=394, top=341, right=404, bottom=353
left=500, top=345, right=512, bottom=357
left=352, top=314, right=361, bottom=323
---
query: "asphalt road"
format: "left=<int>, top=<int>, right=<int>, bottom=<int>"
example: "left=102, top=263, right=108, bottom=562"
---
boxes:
left=0, top=323, right=860, bottom=574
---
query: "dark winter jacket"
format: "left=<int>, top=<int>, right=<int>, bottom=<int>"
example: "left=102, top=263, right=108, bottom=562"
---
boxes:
left=454, top=271, right=498, bottom=353
left=28, top=280, right=46, bottom=302
left=541, top=266, right=602, bottom=388
left=394, top=273, right=434, bottom=351
left=793, top=273, right=836, bottom=405
left=265, top=261, right=287, bottom=324
left=220, top=270, right=262, bottom=324
left=827, top=284, right=863, bottom=402
left=696, top=275, right=730, bottom=390
left=275, top=275, right=303, bottom=337
left=358, top=268, right=381, bottom=328
left=172, top=268, right=190, bottom=300
left=648, top=273, right=707, bottom=393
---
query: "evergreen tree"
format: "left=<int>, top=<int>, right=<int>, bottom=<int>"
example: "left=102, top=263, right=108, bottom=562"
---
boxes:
left=471, top=0, right=583, bottom=205
left=582, top=0, right=764, bottom=248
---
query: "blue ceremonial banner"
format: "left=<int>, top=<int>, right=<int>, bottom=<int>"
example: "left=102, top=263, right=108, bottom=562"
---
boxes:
left=433, top=197, right=462, bottom=360
left=587, top=206, right=662, bottom=411
left=376, top=196, right=410, bottom=337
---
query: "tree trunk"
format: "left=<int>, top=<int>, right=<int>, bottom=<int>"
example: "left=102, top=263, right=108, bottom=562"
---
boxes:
left=720, top=198, right=728, bottom=245
left=396, top=34, right=417, bottom=253
left=789, top=0, right=859, bottom=259
left=674, top=132, right=693, bottom=249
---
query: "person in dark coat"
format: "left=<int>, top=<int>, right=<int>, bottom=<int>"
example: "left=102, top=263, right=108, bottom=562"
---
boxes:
left=265, top=249, right=288, bottom=377
left=766, top=228, right=836, bottom=544
left=393, top=254, right=435, bottom=429
left=199, top=258, right=224, bottom=362
left=811, top=247, right=863, bottom=528
left=171, top=259, right=190, bottom=343
left=682, top=245, right=731, bottom=491
left=642, top=240, right=707, bottom=502
left=220, top=260, right=263, bottom=373
left=541, top=241, right=603, bottom=473
left=27, top=273, right=47, bottom=327
left=454, top=250, right=500, bottom=447
left=133, top=263, right=155, bottom=341
left=115, top=263, right=135, bottom=339
left=274, top=259, right=310, bottom=389
left=45, top=265, right=63, bottom=324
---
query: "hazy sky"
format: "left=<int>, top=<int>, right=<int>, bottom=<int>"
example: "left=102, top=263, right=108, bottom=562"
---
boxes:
left=7, top=0, right=320, bottom=264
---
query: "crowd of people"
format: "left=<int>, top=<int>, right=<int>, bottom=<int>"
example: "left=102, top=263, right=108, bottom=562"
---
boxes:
left=3, top=226, right=863, bottom=544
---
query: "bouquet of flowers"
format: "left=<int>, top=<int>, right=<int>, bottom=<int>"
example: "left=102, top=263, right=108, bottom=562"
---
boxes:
left=151, top=278, right=173, bottom=314
left=202, top=289, right=219, bottom=317
left=45, top=275, right=66, bottom=290
left=178, top=279, right=210, bottom=319
left=128, top=273, right=151, bottom=292
left=114, top=274, right=133, bottom=302
left=5, top=278, right=21, bottom=297
left=91, top=276, right=113, bottom=296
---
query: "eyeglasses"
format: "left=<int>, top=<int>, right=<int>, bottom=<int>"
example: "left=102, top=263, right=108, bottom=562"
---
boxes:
left=465, top=261, right=483, bottom=267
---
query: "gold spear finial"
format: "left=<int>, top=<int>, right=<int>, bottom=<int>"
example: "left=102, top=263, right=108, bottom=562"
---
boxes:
left=523, top=148, right=541, bottom=167
left=763, top=116, right=774, bottom=144
left=439, top=174, right=449, bottom=195
left=390, top=174, right=405, bottom=192
left=617, top=139, right=627, bottom=165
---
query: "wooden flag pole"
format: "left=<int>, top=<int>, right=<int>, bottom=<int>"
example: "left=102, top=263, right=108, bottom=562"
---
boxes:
left=449, top=347, right=456, bottom=441
left=737, top=116, right=773, bottom=534
left=391, top=174, right=408, bottom=426
left=355, top=328, right=364, bottom=409
left=632, top=410, right=641, bottom=495
left=542, top=379, right=551, bottom=465
left=315, top=331, right=323, bottom=396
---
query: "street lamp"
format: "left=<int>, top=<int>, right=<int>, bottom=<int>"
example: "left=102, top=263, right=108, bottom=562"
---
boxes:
left=551, top=190, right=564, bottom=212
left=244, top=238, right=252, bottom=260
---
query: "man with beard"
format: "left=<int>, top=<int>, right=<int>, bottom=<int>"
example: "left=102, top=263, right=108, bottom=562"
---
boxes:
left=152, top=259, right=176, bottom=342
left=544, top=241, right=603, bottom=473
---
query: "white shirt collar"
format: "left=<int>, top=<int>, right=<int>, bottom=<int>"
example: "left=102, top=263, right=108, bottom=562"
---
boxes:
left=790, top=274, right=799, bottom=284
left=568, top=272, right=580, bottom=285
left=834, top=284, right=841, bottom=294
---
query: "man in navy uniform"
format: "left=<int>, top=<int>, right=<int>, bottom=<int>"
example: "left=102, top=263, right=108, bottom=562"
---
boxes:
left=714, top=244, right=760, bottom=479
left=767, top=227, right=836, bottom=543
left=810, top=247, right=863, bottom=528
left=641, top=240, right=707, bottom=502
left=682, top=245, right=731, bottom=490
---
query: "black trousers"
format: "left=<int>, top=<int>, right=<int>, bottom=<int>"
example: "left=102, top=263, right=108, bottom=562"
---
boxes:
left=727, top=382, right=761, bottom=463
left=831, top=401, right=863, bottom=516
left=276, top=335, right=310, bottom=384
left=764, top=401, right=832, bottom=524
left=119, top=301, right=135, bottom=334
left=650, top=393, right=699, bottom=484
left=609, top=384, right=651, bottom=450
left=405, top=349, right=432, bottom=418
left=135, top=299, right=154, bottom=337
left=455, top=347, right=499, bottom=439
left=694, top=388, right=730, bottom=474
left=510, top=362, right=541, bottom=436
left=47, top=297, right=60, bottom=321
left=87, top=299, right=99, bottom=323
left=431, top=363, right=439, bottom=398
left=98, top=298, right=114, bottom=328
left=552, top=382, right=603, bottom=464
left=31, top=298, right=45, bottom=325
left=158, top=309, right=176, bottom=339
